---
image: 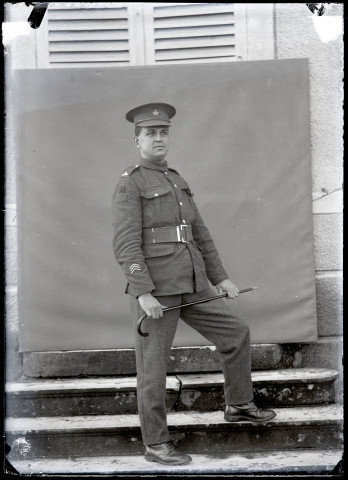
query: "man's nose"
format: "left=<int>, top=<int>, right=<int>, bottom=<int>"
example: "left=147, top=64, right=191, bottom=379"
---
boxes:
left=155, top=132, right=162, bottom=141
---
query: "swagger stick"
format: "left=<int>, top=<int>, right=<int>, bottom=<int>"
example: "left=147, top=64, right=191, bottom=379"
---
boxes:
left=137, top=287, right=258, bottom=337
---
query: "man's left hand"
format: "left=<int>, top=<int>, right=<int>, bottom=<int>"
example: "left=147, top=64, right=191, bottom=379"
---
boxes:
left=216, top=279, right=239, bottom=299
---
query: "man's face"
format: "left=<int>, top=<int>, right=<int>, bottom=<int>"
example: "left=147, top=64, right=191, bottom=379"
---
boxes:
left=134, top=126, right=169, bottom=162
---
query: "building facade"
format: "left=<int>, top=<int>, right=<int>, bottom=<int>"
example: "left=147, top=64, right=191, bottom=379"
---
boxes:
left=5, top=3, right=343, bottom=386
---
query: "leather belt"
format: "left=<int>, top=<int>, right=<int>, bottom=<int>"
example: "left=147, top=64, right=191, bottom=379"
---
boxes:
left=142, top=225, right=193, bottom=244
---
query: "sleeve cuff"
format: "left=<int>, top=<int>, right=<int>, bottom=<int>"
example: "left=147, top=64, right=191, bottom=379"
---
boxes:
left=211, top=274, right=229, bottom=286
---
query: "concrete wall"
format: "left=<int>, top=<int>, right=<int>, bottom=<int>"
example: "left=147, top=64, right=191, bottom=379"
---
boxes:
left=4, top=3, right=343, bottom=381
left=275, top=3, right=343, bottom=339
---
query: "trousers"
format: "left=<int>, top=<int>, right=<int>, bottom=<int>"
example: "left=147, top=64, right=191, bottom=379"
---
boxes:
left=131, top=287, right=254, bottom=446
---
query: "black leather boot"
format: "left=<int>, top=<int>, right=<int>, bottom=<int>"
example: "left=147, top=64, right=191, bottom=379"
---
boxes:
left=145, top=441, right=192, bottom=465
left=225, top=401, right=276, bottom=423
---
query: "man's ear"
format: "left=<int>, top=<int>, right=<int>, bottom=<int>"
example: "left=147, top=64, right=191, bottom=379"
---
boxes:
left=133, top=136, right=140, bottom=148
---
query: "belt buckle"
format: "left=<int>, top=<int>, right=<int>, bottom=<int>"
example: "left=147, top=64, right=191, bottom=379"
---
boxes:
left=177, top=224, right=188, bottom=243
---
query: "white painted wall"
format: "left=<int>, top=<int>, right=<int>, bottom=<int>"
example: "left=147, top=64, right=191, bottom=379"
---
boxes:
left=275, top=3, right=343, bottom=336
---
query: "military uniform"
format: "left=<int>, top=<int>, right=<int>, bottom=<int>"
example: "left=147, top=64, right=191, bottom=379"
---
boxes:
left=112, top=103, right=255, bottom=448
left=112, top=158, right=229, bottom=297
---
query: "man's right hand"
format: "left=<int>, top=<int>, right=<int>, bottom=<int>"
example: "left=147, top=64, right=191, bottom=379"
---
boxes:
left=138, top=292, right=167, bottom=319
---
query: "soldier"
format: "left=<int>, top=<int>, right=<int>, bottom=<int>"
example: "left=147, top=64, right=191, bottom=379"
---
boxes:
left=112, top=103, right=276, bottom=466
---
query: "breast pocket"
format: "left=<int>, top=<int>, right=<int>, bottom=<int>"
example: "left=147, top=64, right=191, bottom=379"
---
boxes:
left=141, top=184, right=173, bottom=225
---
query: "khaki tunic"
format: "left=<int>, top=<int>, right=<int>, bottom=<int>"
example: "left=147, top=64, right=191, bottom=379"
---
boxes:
left=112, top=157, right=228, bottom=297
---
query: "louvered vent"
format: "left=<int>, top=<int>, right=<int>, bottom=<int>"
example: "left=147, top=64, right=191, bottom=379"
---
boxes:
left=47, top=3, right=131, bottom=67
left=152, top=3, right=237, bottom=63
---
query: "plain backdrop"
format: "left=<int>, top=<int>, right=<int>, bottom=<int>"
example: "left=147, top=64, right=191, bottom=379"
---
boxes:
left=15, top=58, right=318, bottom=351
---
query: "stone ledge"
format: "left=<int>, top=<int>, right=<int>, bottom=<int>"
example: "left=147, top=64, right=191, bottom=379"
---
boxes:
left=6, top=368, right=338, bottom=417
left=22, top=338, right=342, bottom=378
left=7, top=449, right=344, bottom=476
left=22, top=344, right=283, bottom=377
left=6, top=404, right=343, bottom=434
left=9, top=368, right=338, bottom=393
left=5, top=405, right=343, bottom=459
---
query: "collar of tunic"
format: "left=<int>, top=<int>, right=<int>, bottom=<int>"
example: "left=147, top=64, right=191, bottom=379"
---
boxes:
left=139, top=157, right=169, bottom=172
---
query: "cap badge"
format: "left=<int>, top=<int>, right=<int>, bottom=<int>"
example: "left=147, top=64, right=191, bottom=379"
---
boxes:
left=152, top=109, right=159, bottom=116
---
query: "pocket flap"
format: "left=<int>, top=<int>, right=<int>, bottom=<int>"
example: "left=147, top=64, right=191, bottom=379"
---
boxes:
left=141, top=185, right=171, bottom=199
left=142, top=243, right=175, bottom=258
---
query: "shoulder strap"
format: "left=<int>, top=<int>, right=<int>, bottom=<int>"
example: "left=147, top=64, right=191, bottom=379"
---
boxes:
left=168, top=166, right=180, bottom=175
left=121, top=164, right=141, bottom=177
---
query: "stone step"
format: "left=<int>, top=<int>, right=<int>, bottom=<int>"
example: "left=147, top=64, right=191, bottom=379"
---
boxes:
left=6, top=449, right=344, bottom=475
left=6, top=368, right=338, bottom=417
left=5, top=404, right=343, bottom=459
left=176, top=368, right=338, bottom=411
left=22, top=344, right=282, bottom=377
left=22, top=337, right=342, bottom=377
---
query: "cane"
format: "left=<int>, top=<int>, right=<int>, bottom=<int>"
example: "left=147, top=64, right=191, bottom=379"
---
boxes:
left=137, top=287, right=258, bottom=337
